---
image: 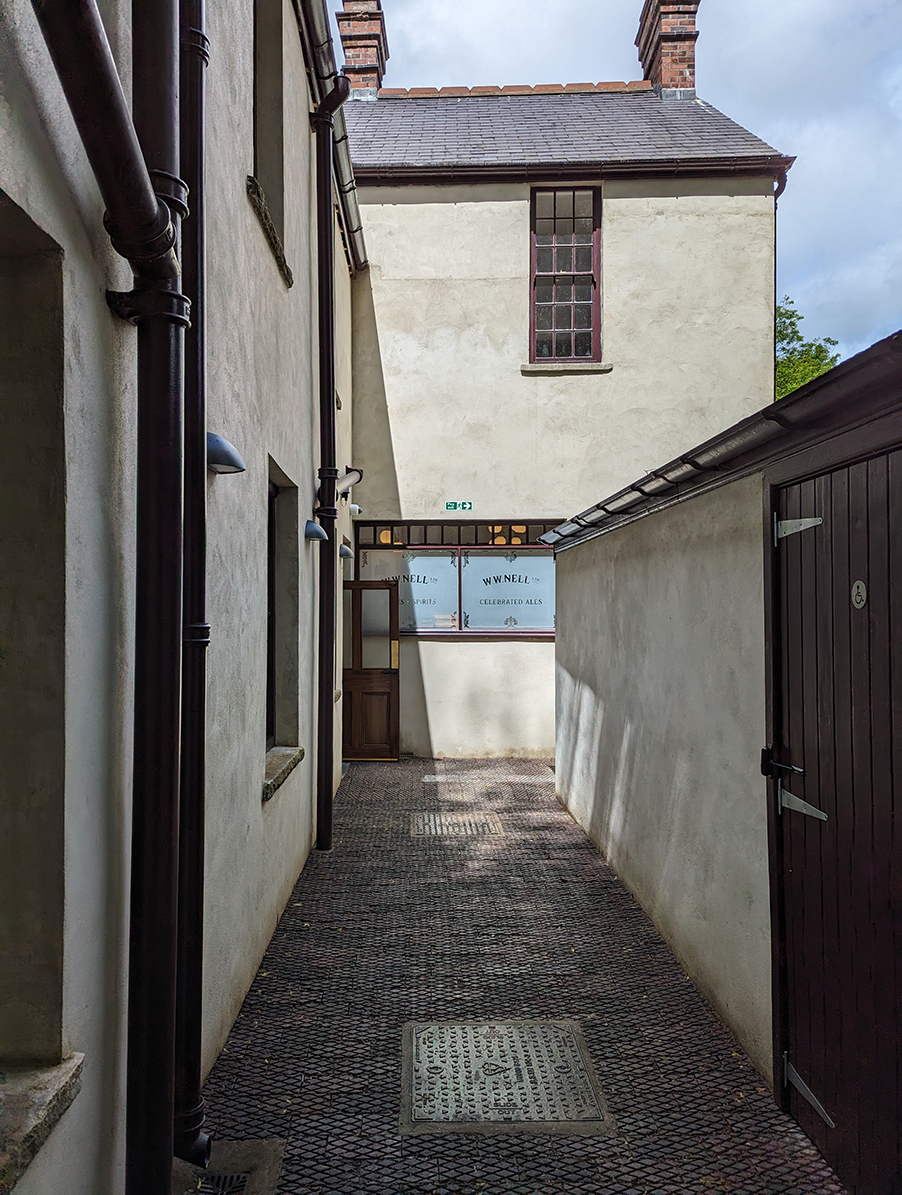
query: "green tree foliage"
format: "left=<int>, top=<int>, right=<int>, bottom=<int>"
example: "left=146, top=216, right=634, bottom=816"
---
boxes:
left=775, top=296, right=840, bottom=399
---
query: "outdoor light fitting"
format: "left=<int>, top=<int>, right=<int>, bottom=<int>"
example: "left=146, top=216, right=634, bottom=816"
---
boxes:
left=305, top=520, right=328, bottom=542
left=206, top=433, right=246, bottom=474
left=339, top=544, right=354, bottom=559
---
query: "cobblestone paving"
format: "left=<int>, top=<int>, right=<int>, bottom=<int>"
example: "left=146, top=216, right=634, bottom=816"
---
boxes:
left=202, top=759, right=847, bottom=1195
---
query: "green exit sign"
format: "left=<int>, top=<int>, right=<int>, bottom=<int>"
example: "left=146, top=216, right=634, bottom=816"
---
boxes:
left=445, top=501, right=473, bottom=511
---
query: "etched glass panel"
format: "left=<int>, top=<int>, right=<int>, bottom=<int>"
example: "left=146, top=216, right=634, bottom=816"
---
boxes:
left=461, top=551, right=555, bottom=630
left=361, top=588, right=391, bottom=668
left=359, top=549, right=458, bottom=631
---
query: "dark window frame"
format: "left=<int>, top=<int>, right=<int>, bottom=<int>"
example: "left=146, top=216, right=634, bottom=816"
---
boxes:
left=265, top=480, right=278, bottom=749
left=529, top=187, right=602, bottom=363
left=354, top=522, right=560, bottom=640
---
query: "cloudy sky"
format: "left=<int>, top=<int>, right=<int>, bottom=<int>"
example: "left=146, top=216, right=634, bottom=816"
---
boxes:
left=332, top=0, right=902, bottom=359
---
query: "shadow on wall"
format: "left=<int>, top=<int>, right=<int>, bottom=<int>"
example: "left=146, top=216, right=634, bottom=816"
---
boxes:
left=399, top=637, right=435, bottom=758
left=555, top=667, right=700, bottom=929
left=351, top=269, right=401, bottom=520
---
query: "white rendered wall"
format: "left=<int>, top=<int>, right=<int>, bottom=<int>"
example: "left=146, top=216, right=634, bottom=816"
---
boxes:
left=399, top=639, right=554, bottom=758
left=2, top=0, right=350, bottom=1188
left=351, top=177, right=775, bottom=756
left=1, top=2, right=136, bottom=1190
left=554, top=475, right=772, bottom=1080
left=353, top=178, right=775, bottom=521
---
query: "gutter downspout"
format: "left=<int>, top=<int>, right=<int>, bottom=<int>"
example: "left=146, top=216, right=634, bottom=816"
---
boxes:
left=29, top=3, right=189, bottom=1191
left=174, top=0, right=213, bottom=1168
left=312, top=76, right=351, bottom=853
left=124, top=3, right=188, bottom=1189
left=298, top=0, right=367, bottom=273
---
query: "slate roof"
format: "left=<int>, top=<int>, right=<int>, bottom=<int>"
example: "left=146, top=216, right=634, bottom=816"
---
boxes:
left=343, top=89, right=788, bottom=179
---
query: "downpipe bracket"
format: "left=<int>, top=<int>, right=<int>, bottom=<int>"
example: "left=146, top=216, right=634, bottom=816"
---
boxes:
left=107, top=282, right=191, bottom=327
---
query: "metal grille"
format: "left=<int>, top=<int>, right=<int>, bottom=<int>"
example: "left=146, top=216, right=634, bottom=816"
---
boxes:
left=401, top=1020, right=614, bottom=1134
left=411, top=811, right=503, bottom=837
left=197, top=1175, right=250, bottom=1194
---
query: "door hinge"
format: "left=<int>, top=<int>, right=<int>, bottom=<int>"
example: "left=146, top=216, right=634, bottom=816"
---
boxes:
left=774, top=514, right=823, bottom=546
left=779, top=781, right=827, bottom=821
left=784, top=1053, right=836, bottom=1128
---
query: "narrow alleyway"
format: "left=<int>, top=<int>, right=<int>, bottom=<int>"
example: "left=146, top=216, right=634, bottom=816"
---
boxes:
left=201, top=760, right=845, bottom=1194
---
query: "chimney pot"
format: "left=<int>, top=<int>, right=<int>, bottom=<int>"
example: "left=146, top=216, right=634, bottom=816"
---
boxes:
left=337, top=0, right=390, bottom=100
left=635, top=0, right=700, bottom=99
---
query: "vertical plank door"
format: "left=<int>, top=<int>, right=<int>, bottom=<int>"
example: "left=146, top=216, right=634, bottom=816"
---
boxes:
left=774, top=449, right=900, bottom=1194
left=342, top=580, right=400, bottom=761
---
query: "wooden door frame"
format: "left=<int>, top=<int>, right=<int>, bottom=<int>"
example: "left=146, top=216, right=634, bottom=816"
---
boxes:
left=762, top=417, right=902, bottom=1104
left=342, top=579, right=400, bottom=760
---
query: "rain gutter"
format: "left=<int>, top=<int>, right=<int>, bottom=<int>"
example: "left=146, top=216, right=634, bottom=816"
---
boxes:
left=542, top=330, right=902, bottom=552
left=295, top=0, right=367, bottom=273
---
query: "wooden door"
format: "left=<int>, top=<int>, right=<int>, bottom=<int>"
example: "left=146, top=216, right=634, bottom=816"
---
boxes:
left=772, top=450, right=900, bottom=1194
left=342, top=580, right=400, bottom=761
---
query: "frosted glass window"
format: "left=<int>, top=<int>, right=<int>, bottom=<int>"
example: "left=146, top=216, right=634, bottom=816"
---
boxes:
left=359, top=549, right=459, bottom=630
left=460, top=551, right=555, bottom=631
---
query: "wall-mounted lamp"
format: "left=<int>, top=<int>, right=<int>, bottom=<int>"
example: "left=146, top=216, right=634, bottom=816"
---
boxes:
left=305, top=520, right=328, bottom=542
left=339, top=544, right=354, bottom=559
left=206, top=433, right=246, bottom=474
left=349, top=504, right=363, bottom=517
left=336, top=466, right=364, bottom=497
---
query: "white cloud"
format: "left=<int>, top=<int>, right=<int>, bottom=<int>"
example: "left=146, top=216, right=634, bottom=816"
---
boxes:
left=331, top=0, right=902, bottom=356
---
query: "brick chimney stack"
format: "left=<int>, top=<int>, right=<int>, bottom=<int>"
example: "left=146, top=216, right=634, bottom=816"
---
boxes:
left=635, top=0, right=700, bottom=100
left=337, top=0, right=390, bottom=101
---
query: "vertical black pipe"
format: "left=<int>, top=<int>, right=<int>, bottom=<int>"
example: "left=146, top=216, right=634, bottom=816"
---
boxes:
left=312, top=78, right=350, bottom=852
left=174, top=0, right=212, bottom=1168
left=127, top=2, right=188, bottom=1192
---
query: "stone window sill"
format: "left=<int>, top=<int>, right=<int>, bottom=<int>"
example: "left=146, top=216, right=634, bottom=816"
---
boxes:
left=262, top=746, right=305, bottom=804
left=520, top=361, right=613, bottom=375
left=0, top=1053, right=84, bottom=1194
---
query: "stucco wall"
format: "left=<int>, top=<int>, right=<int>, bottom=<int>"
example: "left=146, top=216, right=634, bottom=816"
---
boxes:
left=351, top=176, right=774, bottom=757
left=2, top=0, right=350, bottom=1188
left=1, top=2, right=136, bottom=1190
left=201, top=0, right=332, bottom=1074
left=353, top=178, right=775, bottom=522
left=400, top=639, right=554, bottom=758
left=554, top=475, right=772, bottom=1080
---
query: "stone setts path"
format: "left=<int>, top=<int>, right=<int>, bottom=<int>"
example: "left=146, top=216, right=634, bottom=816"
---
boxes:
left=202, top=758, right=846, bottom=1194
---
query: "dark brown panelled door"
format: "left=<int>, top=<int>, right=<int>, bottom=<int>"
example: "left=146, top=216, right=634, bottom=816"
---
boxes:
left=342, top=580, right=400, bottom=761
left=773, top=449, right=900, bottom=1194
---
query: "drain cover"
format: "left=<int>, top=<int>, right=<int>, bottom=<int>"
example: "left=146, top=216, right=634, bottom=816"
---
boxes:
left=197, top=1177, right=250, bottom=1194
left=400, top=1020, right=614, bottom=1135
left=411, top=812, right=503, bottom=837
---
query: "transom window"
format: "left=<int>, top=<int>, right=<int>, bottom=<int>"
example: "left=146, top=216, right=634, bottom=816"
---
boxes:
left=355, top=523, right=561, bottom=636
left=530, top=188, right=601, bottom=362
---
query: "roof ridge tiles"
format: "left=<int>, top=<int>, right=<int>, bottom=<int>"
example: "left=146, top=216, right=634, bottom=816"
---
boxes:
left=375, top=81, right=654, bottom=99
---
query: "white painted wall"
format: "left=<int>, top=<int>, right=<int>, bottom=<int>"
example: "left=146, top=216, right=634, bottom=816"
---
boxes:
left=352, top=176, right=775, bottom=756
left=1, top=0, right=136, bottom=1188
left=554, top=475, right=773, bottom=1080
left=400, top=638, right=554, bottom=758
left=2, top=0, right=353, bottom=1187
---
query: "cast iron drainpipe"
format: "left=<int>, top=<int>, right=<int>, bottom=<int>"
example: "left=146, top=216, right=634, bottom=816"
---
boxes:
left=30, top=2, right=188, bottom=1193
left=312, top=76, right=351, bottom=852
left=174, top=0, right=213, bottom=1168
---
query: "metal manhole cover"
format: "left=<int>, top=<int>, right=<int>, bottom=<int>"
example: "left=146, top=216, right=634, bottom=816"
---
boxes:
left=411, top=812, right=503, bottom=837
left=400, top=1020, right=615, bottom=1135
left=197, top=1177, right=250, bottom=1194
